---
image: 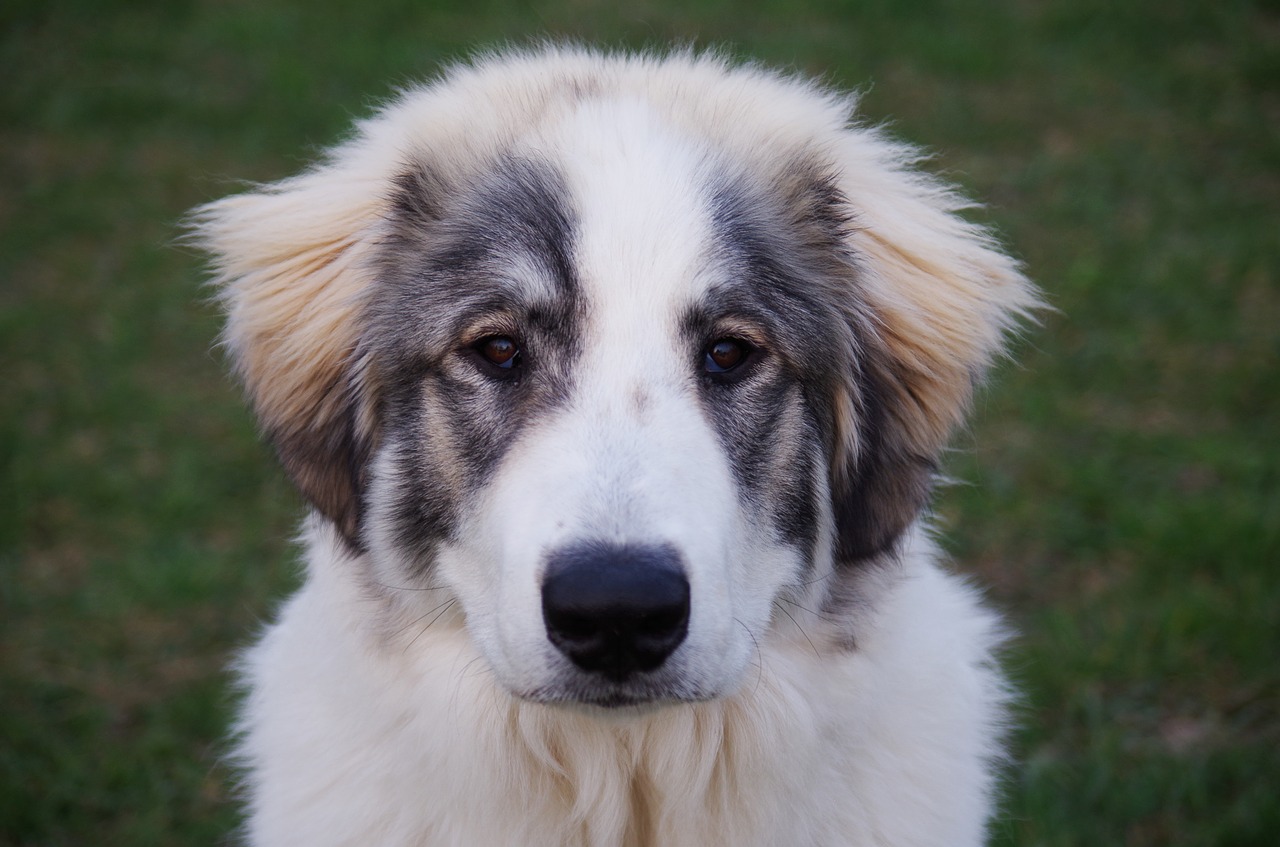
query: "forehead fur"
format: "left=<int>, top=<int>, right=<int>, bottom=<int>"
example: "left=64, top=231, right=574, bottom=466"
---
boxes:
left=540, top=98, right=718, bottom=355
left=366, top=49, right=849, bottom=188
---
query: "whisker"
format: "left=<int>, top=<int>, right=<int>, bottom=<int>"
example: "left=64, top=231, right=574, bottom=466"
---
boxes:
left=774, top=601, right=821, bottom=660
left=403, top=599, right=457, bottom=652
left=448, top=655, right=492, bottom=714
left=790, top=566, right=836, bottom=589
left=734, top=617, right=765, bottom=696
left=777, top=596, right=840, bottom=625
left=390, top=597, right=456, bottom=643
left=457, top=655, right=488, bottom=680
left=373, top=580, right=449, bottom=592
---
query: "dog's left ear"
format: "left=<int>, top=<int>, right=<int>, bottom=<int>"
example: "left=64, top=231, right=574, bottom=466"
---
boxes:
left=825, top=133, right=1040, bottom=563
left=188, top=163, right=390, bottom=548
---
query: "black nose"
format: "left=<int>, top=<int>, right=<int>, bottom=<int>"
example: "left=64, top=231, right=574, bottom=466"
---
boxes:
left=541, top=543, right=690, bottom=682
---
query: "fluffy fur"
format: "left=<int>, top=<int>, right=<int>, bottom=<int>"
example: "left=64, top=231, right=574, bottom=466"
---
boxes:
left=193, top=46, right=1038, bottom=847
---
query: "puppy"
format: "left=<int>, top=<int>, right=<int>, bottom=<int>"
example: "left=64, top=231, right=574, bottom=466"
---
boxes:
left=193, top=46, right=1037, bottom=847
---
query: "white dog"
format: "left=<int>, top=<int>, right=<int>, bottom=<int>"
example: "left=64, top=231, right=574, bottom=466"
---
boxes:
left=193, top=46, right=1037, bottom=846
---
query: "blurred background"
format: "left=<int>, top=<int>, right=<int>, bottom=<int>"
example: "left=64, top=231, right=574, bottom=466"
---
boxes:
left=2, top=0, right=1276, bottom=844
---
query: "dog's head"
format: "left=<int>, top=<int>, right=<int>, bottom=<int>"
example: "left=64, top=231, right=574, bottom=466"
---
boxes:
left=193, top=49, right=1036, bottom=708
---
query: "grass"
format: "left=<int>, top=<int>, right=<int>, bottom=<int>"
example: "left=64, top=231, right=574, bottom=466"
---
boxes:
left=2, top=0, right=1277, bottom=844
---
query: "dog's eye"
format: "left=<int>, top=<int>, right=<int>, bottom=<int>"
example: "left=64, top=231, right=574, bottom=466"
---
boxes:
left=476, top=335, right=521, bottom=370
left=703, top=338, right=751, bottom=375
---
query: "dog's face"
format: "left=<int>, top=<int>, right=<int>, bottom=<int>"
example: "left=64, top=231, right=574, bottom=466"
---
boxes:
left=194, top=51, right=1035, bottom=709
left=363, top=104, right=844, bottom=705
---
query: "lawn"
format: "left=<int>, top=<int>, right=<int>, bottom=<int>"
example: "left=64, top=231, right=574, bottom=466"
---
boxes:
left=2, top=0, right=1277, bottom=844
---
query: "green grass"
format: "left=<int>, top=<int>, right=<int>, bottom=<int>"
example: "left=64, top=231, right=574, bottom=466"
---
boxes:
left=3, top=0, right=1277, bottom=844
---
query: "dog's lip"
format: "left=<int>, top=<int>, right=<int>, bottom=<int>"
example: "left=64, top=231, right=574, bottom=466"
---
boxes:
left=517, top=680, right=714, bottom=709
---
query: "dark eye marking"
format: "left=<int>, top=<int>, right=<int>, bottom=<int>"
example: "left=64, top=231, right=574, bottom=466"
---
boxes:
left=702, top=337, right=758, bottom=382
left=471, top=334, right=523, bottom=376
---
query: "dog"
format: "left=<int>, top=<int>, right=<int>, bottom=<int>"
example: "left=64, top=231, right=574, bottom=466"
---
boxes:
left=192, top=46, right=1038, bottom=846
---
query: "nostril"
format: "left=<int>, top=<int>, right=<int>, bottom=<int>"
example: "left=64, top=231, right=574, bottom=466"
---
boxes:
left=541, top=542, right=690, bottom=682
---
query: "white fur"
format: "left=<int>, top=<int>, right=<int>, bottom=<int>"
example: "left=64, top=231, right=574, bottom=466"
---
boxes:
left=239, top=523, right=1009, bottom=847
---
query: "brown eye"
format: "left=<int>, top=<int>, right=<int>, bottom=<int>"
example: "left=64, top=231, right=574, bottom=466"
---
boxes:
left=477, top=335, right=520, bottom=369
left=704, top=338, right=750, bottom=374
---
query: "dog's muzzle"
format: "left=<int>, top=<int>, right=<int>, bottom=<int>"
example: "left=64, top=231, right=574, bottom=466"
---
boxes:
left=541, top=542, right=690, bottom=682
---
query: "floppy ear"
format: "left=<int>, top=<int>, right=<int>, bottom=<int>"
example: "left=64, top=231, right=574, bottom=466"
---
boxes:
left=189, top=165, right=391, bottom=548
left=827, top=131, right=1040, bottom=563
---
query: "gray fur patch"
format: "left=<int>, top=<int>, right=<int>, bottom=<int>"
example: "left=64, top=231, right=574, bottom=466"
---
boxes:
left=363, top=154, right=584, bottom=570
left=701, top=157, right=932, bottom=569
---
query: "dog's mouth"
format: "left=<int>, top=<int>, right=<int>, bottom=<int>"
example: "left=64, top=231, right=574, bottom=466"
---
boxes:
left=522, top=688, right=660, bottom=710
left=518, top=673, right=716, bottom=710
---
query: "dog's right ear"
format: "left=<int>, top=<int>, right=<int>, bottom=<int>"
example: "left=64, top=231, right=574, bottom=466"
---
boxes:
left=188, top=165, right=392, bottom=548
